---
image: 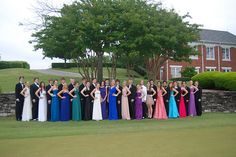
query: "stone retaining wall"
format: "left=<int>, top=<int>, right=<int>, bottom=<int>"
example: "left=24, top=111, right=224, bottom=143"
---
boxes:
left=0, top=90, right=236, bottom=117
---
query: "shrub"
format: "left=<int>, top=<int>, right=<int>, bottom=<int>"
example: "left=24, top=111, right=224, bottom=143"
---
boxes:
left=181, top=66, right=197, bottom=78
left=0, top=61, right=30, bottom=69
left=192, top=72, right=236, bottom=91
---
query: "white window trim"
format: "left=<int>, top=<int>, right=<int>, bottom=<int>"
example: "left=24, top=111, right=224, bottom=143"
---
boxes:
left=206, top=66, right=216, bottom=71
left=221, top=67, right=232, bottom=70
left=190, top=55, right=198, bottom=60
left=222, top=47, right=231, bottom=61
left=170, top=65, right=182, bottom=68
left=221, top=67, right=232, bottom=72
left=206, top=46, right=215, bottom=60
left=206, top=66, right=216, bottom=69
left=170, top=65, right=182, bottom=78
left=195, top=67, right=200, bottom=74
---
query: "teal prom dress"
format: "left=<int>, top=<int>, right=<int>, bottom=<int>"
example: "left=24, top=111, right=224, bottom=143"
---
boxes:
left=51, top=89, right=60, bottom=121
left=72, top=88, right=82, bottom=121
left=168, top=90, right=179, bottom=118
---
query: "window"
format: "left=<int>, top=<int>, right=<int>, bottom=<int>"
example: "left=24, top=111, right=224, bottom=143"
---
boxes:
left=206, top=47, right=215, bottom=60
left=222, top=48, right=230, bottom=61
left=222, top=67, right=231, bottom=72
left=170, top=66, right=182, bottom=78
left=195, top=67, right=200, bottom=74
left=206, top=67, right=216, bottom=72
left=189, top=47, right=199, bottom=60
left=160, top=68, right=163, bottom=80
left=190, top=55, right=198, bottom=60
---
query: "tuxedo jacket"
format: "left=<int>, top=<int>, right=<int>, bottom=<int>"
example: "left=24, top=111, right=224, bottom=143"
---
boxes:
left=30, top=83, right=39, bottom=101
left=163, top=86, right=170, bottom=102
left=128, top=84, right=136, bottom=100
left=79, top=84, right=85, bottom=99
left=194, top=86, right=202, bottom=101
left=46, top=84, right=53, bottom=100
left=151, top=84, right=157, bottom=100
left=116, top=85, right=122, bottom=101
left=90, top=83, right=96, bottom=97
left=174, top=86, right=181, bottom=101
left=15, top=82, right=25, bottom=101
left=58, top=84, right=63, bottom=92
left=184, top=86, right=190, bottom=101
left=68, top=83, right=74, bottom=99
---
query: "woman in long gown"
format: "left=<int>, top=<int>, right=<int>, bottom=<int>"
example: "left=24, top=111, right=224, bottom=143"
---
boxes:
left=91, top=83, right=103, bottom=121
left=108, top=80, right=121, bottom=120
left=146, top=82, right=156, bottom=119
left=100, top=81, right=107, bottom=120
left=135, top=84, right=143, bottom=120
left=179, top=82, right=188, bottom=118
left=81, top=82, right=92, bottom=121
left=168, top=82, right=179, bottom=118
left=153, top=82, right=168, bottom=120
left=21, top=81, right=32, bottom=121
left=48, top=80, right=60, bottom=121
left=188, top=80, right=199, bottom=117
left=35, top=81, right=47, bottom=122
left=121, top=81, right=131, bottom=120
left=57, top=84, right=70, bottom=121
left=69, top=82, right=82, bottom=121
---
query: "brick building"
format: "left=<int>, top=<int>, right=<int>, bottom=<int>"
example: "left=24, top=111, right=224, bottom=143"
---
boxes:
left=159, top=29, right=236, bottom=80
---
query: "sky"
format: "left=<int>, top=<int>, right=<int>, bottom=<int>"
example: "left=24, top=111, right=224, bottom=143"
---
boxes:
left=0, top=0, right=236, bottom=69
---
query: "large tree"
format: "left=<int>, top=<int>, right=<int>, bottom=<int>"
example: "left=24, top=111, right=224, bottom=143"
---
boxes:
left=30, top=0, right=200, bottom=81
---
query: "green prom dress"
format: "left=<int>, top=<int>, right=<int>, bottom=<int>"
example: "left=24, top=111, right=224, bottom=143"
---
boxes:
left=72, top=88, right=82, bottom=121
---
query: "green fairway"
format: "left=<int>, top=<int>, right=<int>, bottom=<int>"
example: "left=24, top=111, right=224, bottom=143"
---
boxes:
left=0, top=68, right=80, bottom=93
left=0, top=113, right=235, bottom=157
left=53, top=67, right=145, bottom=80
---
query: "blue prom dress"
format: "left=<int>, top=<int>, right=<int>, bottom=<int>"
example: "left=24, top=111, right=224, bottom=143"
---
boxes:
left=51, top=89, right=60, bottom=121
left=109, top=86, right=118, bottom=120
left=168, top=90, right=179, bottom=118
left=60, top=92, right=70, bottom=121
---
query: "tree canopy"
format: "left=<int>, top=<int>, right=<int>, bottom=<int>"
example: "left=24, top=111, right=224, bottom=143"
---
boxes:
left=30, top=0, right=200, bottom=81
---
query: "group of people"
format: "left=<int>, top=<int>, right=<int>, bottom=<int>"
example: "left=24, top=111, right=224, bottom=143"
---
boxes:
left=15, top=76, right=202, bottom=122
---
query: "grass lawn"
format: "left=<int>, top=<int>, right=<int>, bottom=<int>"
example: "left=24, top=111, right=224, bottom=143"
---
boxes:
left=53, top=67, right=145, bottom=81
left=0, top=113, right=235, bottom=157
left=0, top=68, right=80, bottom=93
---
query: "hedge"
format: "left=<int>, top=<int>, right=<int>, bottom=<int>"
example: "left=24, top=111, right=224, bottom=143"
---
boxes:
left=192, top=72, right=236, bottom=91
left=0, top=61, right=30, bottom=69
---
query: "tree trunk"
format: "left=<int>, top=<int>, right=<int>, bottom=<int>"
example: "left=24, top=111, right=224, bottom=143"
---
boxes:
left=64, top=58, right=67, bottom=68
left=97, top=52, right=103, bottom=83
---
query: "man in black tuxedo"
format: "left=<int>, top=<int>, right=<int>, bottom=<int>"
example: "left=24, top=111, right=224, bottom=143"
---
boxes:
left=163, top=81, right=170, bottom=116
left=58, top=77, right=66, bottom=91
left=30, top=77, right=39, bottom=120
left=128, top=79, right=136, bottom=119
left=183, top=81, right=190, bottom=116
left=79, top=78, right=86, bottom=120
left=150, top=79, right=157, bottom=118
left=194, top=81, right=202, bottom=116
left=46, top=79, right=53, bottom=121
left=116, top=79, right=122, bottom=119
left=15, top=76, right=25, bottom=121
left=68, top=78, right=75, bottom=120
left=173, top=81, right=181, bottom=111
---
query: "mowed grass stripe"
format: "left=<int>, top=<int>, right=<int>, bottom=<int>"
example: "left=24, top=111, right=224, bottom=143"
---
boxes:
left=0, top=113, right=235, bottom=140
left=0, top=126, right=235, bottom=157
